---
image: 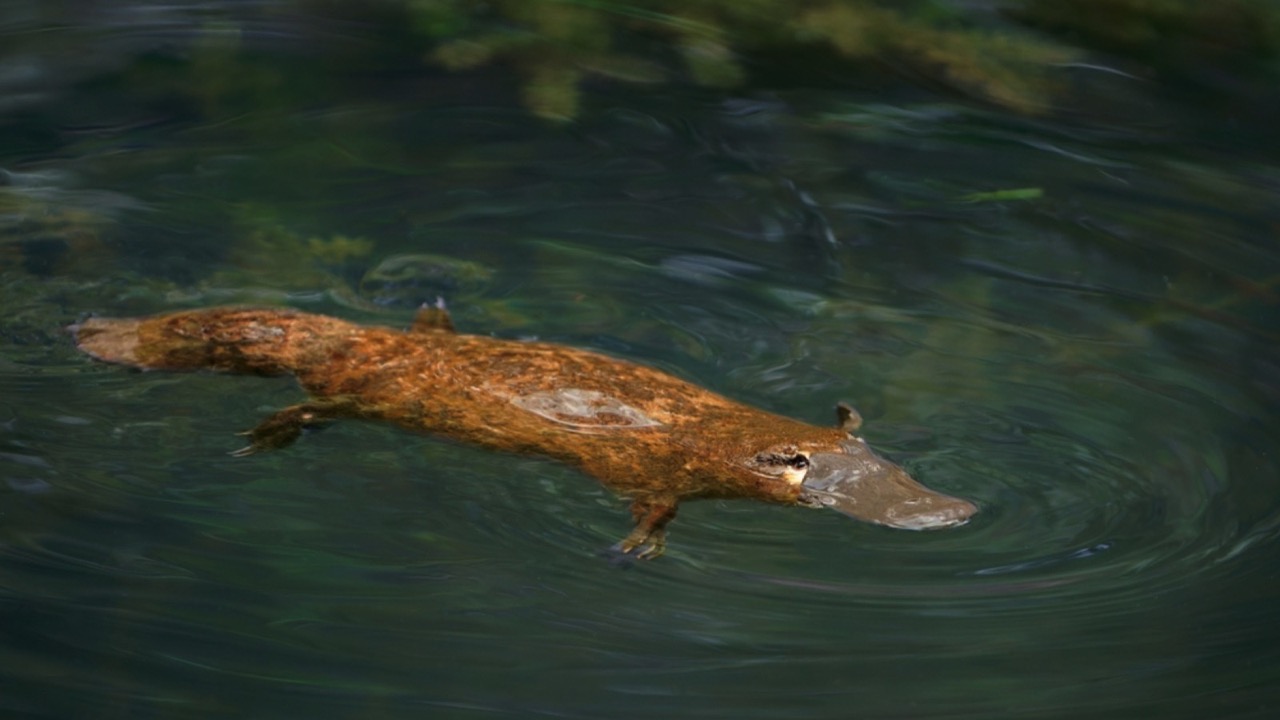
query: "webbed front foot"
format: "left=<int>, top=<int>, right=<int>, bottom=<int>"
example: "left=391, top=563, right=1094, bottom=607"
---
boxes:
left=608, top=497, right=678, bottom=561
left=230, top=397, right=363, bottom=457
left=610, top=527, right=668, bottom=561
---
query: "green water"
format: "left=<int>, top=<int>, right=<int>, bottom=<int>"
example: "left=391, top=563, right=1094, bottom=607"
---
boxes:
left=2, top=2, right=1279, bottom=718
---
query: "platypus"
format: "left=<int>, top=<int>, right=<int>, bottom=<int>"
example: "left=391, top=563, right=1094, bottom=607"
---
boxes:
left=71, top=304, right=976, bottom=558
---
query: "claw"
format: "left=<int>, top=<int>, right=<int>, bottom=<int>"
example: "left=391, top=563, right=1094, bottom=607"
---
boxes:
left=611, top=528, right=667, bottom=561
left=632, top=534, right=667, bottom=560
left=228, top=398, right=365, bottom=457
left=609, top=497, right=676, bottom=561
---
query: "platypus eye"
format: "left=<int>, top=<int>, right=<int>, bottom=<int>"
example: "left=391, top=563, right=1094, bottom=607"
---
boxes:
left=753, top=452, right=810, bottom=475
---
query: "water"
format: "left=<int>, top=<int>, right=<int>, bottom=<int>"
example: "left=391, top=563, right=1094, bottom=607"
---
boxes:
left=3, top=2, right=1279, bottom=718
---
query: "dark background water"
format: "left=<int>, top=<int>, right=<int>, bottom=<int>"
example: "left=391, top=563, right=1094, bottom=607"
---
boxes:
left=2, top=1, right=1279, bottom=718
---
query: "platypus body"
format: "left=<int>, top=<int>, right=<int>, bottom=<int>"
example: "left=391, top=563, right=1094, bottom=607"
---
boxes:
left=72, top=305, right=976, bottom=558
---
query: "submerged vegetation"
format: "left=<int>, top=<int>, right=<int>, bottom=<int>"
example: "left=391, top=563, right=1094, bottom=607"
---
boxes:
left=0, top=177, right=136, bottom=277
left=1, top=1, right=1276, bottom=128
left=412, top=0, right=1076, bottom=118
left=1012, top=0, right=1280, bottom=80
left=400, top=0, right=1280, bottom=119
left=212, top=204, right=374, bottom=292
left=11, top=0, right=1274, bottom=130
left=2, top=0, right=1276, bottom=315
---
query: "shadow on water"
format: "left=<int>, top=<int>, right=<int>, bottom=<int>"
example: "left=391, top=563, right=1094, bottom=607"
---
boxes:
left=3, top=2, right=1280, bottom=719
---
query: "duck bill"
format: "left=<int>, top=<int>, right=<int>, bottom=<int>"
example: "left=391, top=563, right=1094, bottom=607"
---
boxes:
left=801, top=450, right=976, bottom=530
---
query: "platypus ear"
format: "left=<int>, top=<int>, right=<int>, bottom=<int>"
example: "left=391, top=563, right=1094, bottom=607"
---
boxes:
left=835, top=402, right=863, bottom=433
left=411, top=297, right=456, bottom=334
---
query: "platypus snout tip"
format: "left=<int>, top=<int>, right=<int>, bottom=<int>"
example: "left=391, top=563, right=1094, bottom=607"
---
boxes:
left=801, top=451, right=977, bottom=531
left=880, top=496, right=978, bottom=530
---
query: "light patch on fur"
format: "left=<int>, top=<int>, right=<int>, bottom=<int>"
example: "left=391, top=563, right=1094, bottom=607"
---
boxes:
left=511, top=388, right=663, bottom=432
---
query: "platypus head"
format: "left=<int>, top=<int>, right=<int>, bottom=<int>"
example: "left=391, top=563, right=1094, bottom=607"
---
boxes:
left=795, top=438, right=976, bottom=530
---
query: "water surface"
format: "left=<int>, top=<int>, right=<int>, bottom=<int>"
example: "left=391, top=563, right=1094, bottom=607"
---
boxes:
left=2, top=3, right=1279, bottom=719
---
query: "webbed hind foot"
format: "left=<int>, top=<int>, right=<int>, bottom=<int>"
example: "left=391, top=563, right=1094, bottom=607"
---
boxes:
left=609, top=497, right=678, bottom=561
left=230, top=397, right=364, bottom=456
left=611, top=527, right=668, bottom=561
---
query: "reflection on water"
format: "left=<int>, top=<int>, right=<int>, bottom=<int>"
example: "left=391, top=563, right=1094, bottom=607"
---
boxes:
left=4, top=2, right=1280, bottom=719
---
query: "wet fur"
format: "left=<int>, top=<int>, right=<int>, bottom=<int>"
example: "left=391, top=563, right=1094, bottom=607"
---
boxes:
left=73, top=306, right=954, bottom=558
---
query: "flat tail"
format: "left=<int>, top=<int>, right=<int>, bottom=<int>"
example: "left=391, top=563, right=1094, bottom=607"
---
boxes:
left=70, top=317, right=147, bottom=368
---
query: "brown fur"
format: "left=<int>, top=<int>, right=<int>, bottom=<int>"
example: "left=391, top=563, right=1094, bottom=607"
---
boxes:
left=72, top=306, right=972, bottom=558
